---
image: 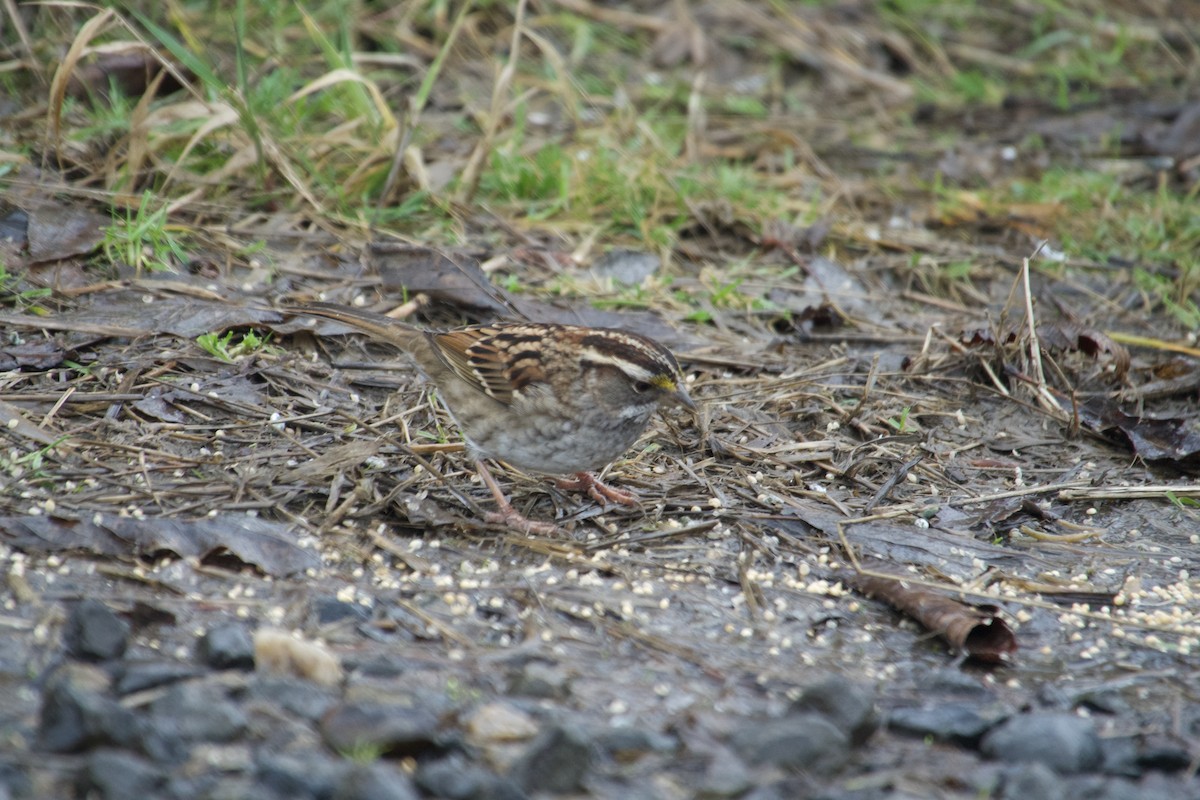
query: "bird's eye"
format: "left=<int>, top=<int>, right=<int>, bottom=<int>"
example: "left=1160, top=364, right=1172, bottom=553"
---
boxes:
left=632, top=380, right=652, bottom=393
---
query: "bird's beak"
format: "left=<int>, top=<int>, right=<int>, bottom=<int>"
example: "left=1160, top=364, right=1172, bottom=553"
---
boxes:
left=669, top=386, right=697, bottom=413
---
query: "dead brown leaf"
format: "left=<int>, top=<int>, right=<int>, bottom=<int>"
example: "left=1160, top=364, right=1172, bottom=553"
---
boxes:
left=848, top=571, right=1018, bottom=663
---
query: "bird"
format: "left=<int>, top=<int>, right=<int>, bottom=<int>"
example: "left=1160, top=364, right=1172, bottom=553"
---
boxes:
left=288, top=302, right=695, bottom=534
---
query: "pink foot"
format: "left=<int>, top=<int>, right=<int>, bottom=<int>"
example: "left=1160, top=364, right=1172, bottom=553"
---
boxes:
left=554, top=472, right=639, bottom=507
left=475, top=460, right=562, bottom=535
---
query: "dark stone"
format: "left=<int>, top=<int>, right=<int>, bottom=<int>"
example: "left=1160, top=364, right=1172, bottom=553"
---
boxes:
left=1098, top=733, right=1198, bottom=778
left=134, top=722, right=189, bottom=765
left=0, top=760, right=30, bottom=800
left=1100, top=735, right=1141, bottom=777
left=888, top=703, right=999, bottom=745
left=246, top=676, right=337, bottom=721
left=64, top=600, right=129, bottom=661
left=1076, top=689, right=1133, bottom=716
left=197, top=623, right=255, bottom=670
left=1135, top=737, right=1193, bottom=773
left=742, top=777, right=818, bottom=800
left=149, top=681, right=247, bottom=742
left=76, top=749, right=165, bottom=799
left=0, top=635, right=32, bottom=680
left=698, top=750, right=754, bottom=798
left=917, top=668, right=995, bottom=698
left=257, top=752, right=344, bottom=799
left=980, top=712, right=1103, bottom=774
left=1066, top=775, right=1172, bottom=800
left=320, top=702, right=442, bottom=757
left=163, top=774, right=224, bottom=800
left=509, top=724, right=593, bottom=794
left=349, top=655, right=415, bottom=678
left=998, top=762, right=1063, bottom=800
left=740, top=786, right=788, bottom=800
left=728, top=713, right=849, bottom=774
left=192, top=776, right=273, bottom=800
left=333, top=763, right=420, bottom=800
left=314, top=596, right=371, bottom=625
left=114, top=660, right=203, bottom=695
left=38, top=663, right=140, bottom=753
left=415, top=754, right=527, bottom=800
left=594, top=725, right=677, bottom=760
left=506, top=661, right=570, bottom=699
left=788, top=675, right=877, bottom=744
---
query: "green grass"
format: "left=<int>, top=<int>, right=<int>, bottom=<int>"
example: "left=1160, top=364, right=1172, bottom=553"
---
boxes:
left=888, top=1, right=1176, bottom=109
left=0, top=438, right=69, bottom=482
left=0, top=0, right=1192, bottom=328
left=0, top=263, right=53, bottom=309
left=196, top=329, right=278, bottom=362
left=101, top=192, right=189, bottom=276
left=1021, top=170, right=1199, bottom=323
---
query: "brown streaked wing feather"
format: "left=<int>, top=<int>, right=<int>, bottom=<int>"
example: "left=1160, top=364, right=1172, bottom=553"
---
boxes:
left=429, top=326, right=550, bottom=405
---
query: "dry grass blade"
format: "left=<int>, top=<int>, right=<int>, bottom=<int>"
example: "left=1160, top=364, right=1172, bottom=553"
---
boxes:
left=46, top=8, right=116, bottom=151
left=288, top=68, right=395, bottom=128
left=1015, top=248, right=1063, bottom=416
left=2, top=0, right=40, bottom=79
left=1057, top=485, right=1200, bottom=501
left=379, top=0, right=474, bottom=207
left=457, top=0, right=528, bottom=204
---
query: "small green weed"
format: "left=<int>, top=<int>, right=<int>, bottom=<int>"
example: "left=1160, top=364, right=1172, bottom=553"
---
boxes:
left=196, top=329, right=276, bottom=362
left=102, top=192, right=189, bottom=276
left=0, top=262, right=53, bottom=309
left=1166, top=492, right=1200, bottom=510
left=886, top=407, right=912, bottom=433
left=2, top=438, right=69, bottom=480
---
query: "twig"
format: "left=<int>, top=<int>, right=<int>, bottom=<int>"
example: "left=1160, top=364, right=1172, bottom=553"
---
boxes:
left=1057, top=485, right=1200, bottom=502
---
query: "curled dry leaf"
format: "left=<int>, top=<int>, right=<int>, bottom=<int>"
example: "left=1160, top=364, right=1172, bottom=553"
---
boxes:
left=848, top=571, right=1017, bottom=663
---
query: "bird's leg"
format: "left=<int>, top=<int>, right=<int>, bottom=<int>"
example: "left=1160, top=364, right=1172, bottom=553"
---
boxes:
left=554, top=472, right=639, bottom=507
left=474, top=460, right=562, bottom=536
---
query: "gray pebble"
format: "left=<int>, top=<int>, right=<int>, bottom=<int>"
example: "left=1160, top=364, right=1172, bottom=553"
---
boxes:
left=509, top=723, right=592, bottom=794
left=114, top=660, right=202, bottom=696
left=998, top=761, right=1063, bottom=800
left=888, top=702, right=1000, bottom=745
left=197, top=623, right=255, bottom=670
left=38, top=663, right=139, bottom=753
left=333, top=762, right=420, bottom=800
left=980, top=712, right=1102, bottom=774
left=64, top=600, right=129, bottom=661
left=149, top=681, right=247, bottom=742
left=728, top=713, right=849, bottom=774
left=77, top=749, right=165, bottom=799
left=319, top=702, right=442, bottom=756
left=788, top=675, right=878, bottom=744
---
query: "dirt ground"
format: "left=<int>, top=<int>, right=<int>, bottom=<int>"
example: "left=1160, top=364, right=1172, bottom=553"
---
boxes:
left=2, top=2, right=1200, bottom=798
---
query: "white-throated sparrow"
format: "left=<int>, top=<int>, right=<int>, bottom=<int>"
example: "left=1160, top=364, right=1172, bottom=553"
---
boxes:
left=290, top=302, right=695, bottom=534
